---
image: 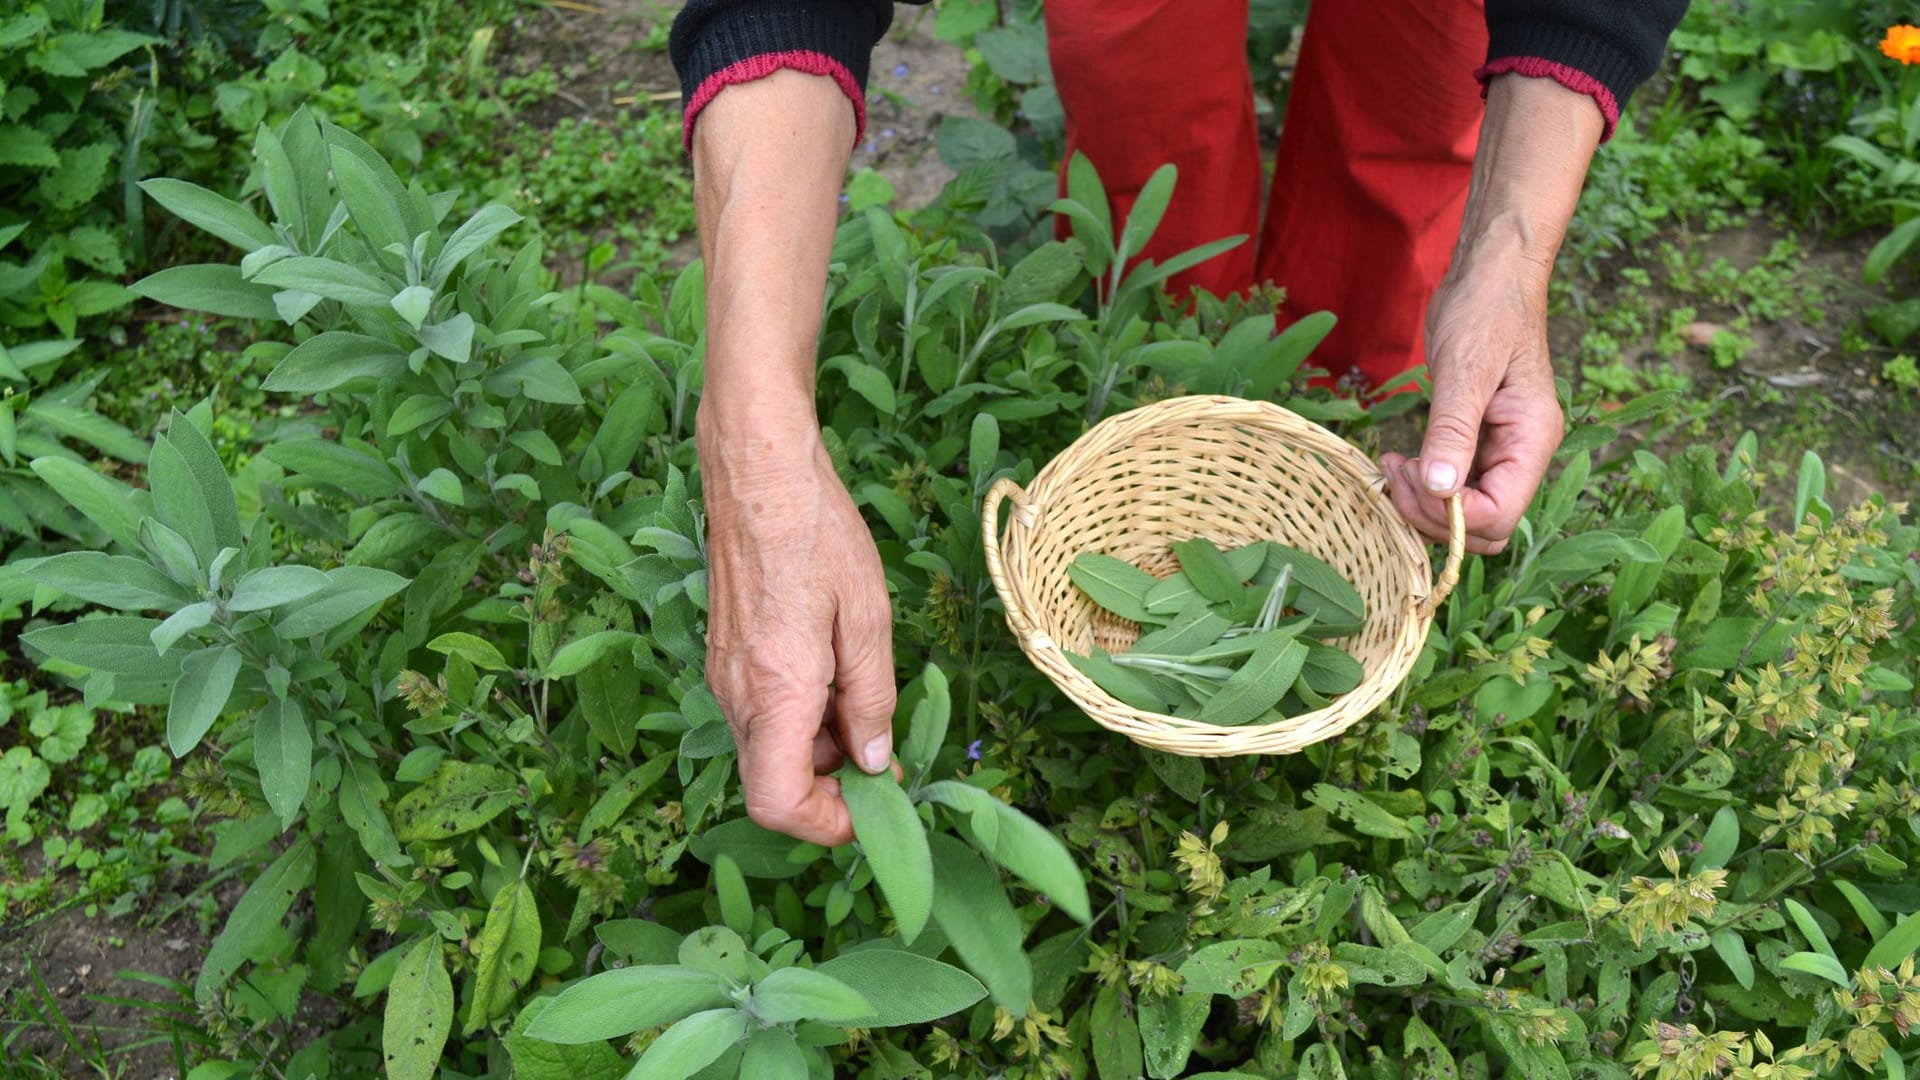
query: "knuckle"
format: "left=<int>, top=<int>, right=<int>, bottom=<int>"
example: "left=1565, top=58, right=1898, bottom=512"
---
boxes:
left=744, top=795, right=797, bottom=831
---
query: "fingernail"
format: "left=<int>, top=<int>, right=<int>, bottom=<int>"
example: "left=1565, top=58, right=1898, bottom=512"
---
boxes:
left=1424, top=461, right=1457, bottom=492
left=862, top=734, right=891, bottom=773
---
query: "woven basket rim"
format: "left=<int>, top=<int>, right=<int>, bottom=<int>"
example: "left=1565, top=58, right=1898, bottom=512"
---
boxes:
left=983, top=394, right=1462, bottom=757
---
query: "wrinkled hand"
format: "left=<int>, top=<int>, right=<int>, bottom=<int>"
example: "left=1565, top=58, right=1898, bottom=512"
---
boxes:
left=700, top=421, right=897, bottom=845
left=1382, top=260, right=1563, bottom=555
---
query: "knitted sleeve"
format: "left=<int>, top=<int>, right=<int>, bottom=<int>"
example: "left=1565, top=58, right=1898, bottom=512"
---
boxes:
left=669, top=0, right=917, bottom=152
left=1480, top=0, right=1692, bottom=140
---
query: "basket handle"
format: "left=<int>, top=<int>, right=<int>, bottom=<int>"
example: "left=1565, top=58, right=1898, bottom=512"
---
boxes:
left=982, top=477, right=1047, bottom=646
left=1419, top=493, right=1467, bottom=618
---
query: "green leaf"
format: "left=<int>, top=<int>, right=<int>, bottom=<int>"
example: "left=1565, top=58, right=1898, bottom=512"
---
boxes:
left=428, top=632, right=511, bottom=672
left=228, top=565, right=331, bottom=612
left=253, top=256, right=393, bottom=308
left=1864, top=913, right=1920, bottom=973
left=1171, top=536, right=1244, bottom=604
left=390, top=284, right=433, bottom=328
left=930, top=834, right=1031, bottom=1013
left=466, top=879, right=542, bottom=1033
left=546, top=630, right=642, bottom=679
left=525, top=966, right=732, bottom=1044
left=1138, top=991, right=1208, bottom=1078
left=382, top=937, right=453, bottom=1080
left=814, top=948, right=988, bottom=1026
left=392, top=761, right=517, bottom=843
left=839, top=766, right=934, bottom=943
left=253, top=696, right=310, bottom=830
left=0, top=747, right=51, bottom=813
left=22, top=616, right=186, bottom=677
left=326, top=122, right=420, bottom=255
left=20, top=551, right=189, bottom=610
left=168, top=645, right=243, bottom=757
left=150, top=602, right=213, bottom=654
left=919, top=781, right=1091, bottom=923
left=824, top=354, right=895, bottom=414
left=1092, top=983, right=1144, bottom=1080
left=1536, top=532, right=1661, bottom=574
left=262, top=440, right=401, bottom=499
left=1692, top=806, right=1740, bottom=873
left=897, top=663, right=951, bottom=784
left=739, top=1027, right=806, bottom=1080
left=263, top=332, right=409, bottom=393
left=506, top=997, right=629, bottom=1080
left=1305, top=783, right=1414, bottom=840
left=197, top=836, right=315, bottom=1001
left=594, top=919, right=683, bottom=965
left=1778, top=951, right=1850, bottom=987
left=1265, top=543, right=1365, bottom=622
left=431, top=204, right=523, bottom=285
left=148, top=437, right=218, bottom=562
left=274, top=566, right=409, bottom=638
left=1793, top=449, right=1826, bottom=525
left=416, top=314, right=475, bottom=364
left=1178, top=939, right=1287, bottom=998
left=1198, top=635, right=1307, bottom=726
left=29, top=457, right=147, bottom=548
left=715, top=853, right=752, bottom=936
left=139, top=179, right=279, bottom=252
left=626, top=1008, right=746, bottom=1080
left=1119, top=163, right=1177, bottom=262
left=750, top=967, right=873, bottom=1023
left=132, top=264, right=281, bottom=321
left=1067, top=552, right=1158, bottom=623
left=1711, top=928, right=1755, bottom=990
left=1834, top=880, right=1892, bottom=943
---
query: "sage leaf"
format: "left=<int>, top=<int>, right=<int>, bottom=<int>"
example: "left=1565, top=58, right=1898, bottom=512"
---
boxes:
left=814, top=948, right=987, bottom=1025
left=1266, top=543, right=1365, bottom=621
left=1128, top=604, right=1231, bottom=656
left=253, top=695, right=310, bottom=829
left=1300, top=643, right=1365, bottom=696
left=1197, top=635, right=1306, bottom=726
left=919, top=780, right=1091, bottom=923
left=626, top=1008, right=747, bottom=1080
left=1067, top=552, right=1158, bottom=623
left=168, top=645, right=243, bottom=756
left=524, top=966, right=732, bottom=1043
left=930, top=833, right=1032, bottom=1013
left=1067, top=648, right=1174, bottom=712
left=750, top=967, right=873, bottom=1024
left=838, top=765, right=934, bottom=943
left=1171, top=536, right=1244, bottom=603
left=19, top=551, right=190, bottom=611
left=739, top=1027, right=807, bottom=1080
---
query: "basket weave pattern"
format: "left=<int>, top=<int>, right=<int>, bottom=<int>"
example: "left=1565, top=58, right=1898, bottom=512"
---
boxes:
left=983, top=395, right=1463, bottom=757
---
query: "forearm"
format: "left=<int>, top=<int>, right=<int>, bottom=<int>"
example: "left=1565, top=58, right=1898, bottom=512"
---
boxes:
left=692, top=70, right=852, bottom=447
left=1448, top=74, right=1604, bottom=294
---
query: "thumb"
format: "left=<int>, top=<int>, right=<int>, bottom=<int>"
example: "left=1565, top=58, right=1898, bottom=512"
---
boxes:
left=1418, top=365, right=1494, bottom=496
left=832, top=587, right=897, bottom=774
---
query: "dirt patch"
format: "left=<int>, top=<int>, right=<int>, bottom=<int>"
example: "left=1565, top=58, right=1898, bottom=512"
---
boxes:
left=1, top=899, right=211, bottom=1077
left=494, top=0, right=681, bottom=128
left=862, top=11, right=980, bottom=210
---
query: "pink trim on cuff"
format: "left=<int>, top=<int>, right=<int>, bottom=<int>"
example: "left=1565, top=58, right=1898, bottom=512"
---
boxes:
left=683, top=50, right=866, bottom=154
left=1474, top=56, right=1621, bottom=141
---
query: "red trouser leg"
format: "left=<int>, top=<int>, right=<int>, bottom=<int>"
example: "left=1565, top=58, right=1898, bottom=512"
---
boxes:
left=1257, top=0, right=1489, bottom=390
left=1044, top=0, right=1262, bottom=298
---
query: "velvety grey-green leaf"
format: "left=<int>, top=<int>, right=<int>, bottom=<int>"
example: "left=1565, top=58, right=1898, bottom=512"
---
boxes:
left=838, top=766, right=934, bottom=943
left=1129, top=604, right=1232, bottom=656
left=897, top=663, right=951, bottom=784
left=228, top=565, right=332, bottom=612
left=20, top=551, right=189, bottom=610
left=1066, top=649, right=1175, bottom=712
left=148, top=436, right=218, bottom=562
left=168, top=645, right=243, bottom=757
left=628, top=1008, right=747, bottom=1080
left=253, top=255, right=394, bottom=308
left=132, top=264, right=281, bottom=321
left=23, top=616, right=185, bottom=677
left=1067, top=552, right=1158, bottom=623
left=139, top=178, right=280, bottom=252
left=197, top=836, right=315, bottom=1001
left=930, top=833, right=1032, bottom=1013
left=263, top=331, right=409, bottom=393
left=919, top=780, right=1091, bottom=923
left=739, top=1027, right=807, bottom=1080
left=382, top=936, right=453, bottom=1080
left=546, top=630, right=642, bottom=678
left=1265, top=543, right=1365, bottom=621
left=750, top=967, right=873, bottom=1024
left=1198, top=635, right=1307, bottom=726
left=524, top=966, right=732, bottom=1043
left=814, top=948, right=988, bottom=1026
left=1171, top=537, right=1244, bottom=604
left=1300, top=643, right=1365, bottom=696
left=253, top=696, right=310, bottom=830
left=274, top=566, right=409, bottom=638
left=29, top=457, right=148, bottom=548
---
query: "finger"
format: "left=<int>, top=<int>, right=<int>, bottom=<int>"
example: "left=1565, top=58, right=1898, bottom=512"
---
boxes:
left=1418, top=362, right=1498, bottom=498
left=1389, top=459, right=1509, bottom=555
left=813, top=728, right=846, bottom=773
left=830, top=581, right=898, bottom=774
left=739, top=701, right=853, bottom=845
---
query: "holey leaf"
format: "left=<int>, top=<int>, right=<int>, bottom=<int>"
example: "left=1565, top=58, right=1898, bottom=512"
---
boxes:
left=392, top=762, right=517, bottom=842
left=838, top=766, right=933, bottom=943
left=383, top=936, right=453, bottom=1080
left=465, top=879, right=541, bottom=1033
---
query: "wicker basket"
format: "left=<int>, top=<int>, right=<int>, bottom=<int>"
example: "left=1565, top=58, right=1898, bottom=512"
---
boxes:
left=982, top=395, right=1464, bottom=757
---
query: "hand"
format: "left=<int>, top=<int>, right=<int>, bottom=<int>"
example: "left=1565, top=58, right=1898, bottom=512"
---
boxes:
left=700, top=417, right=897, bottom=845
left=1381, top=260, right=1562, bottom=555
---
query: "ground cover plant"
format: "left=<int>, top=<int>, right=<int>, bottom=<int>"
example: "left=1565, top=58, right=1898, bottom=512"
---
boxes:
left=0, top=2, right=1918, bottom=1078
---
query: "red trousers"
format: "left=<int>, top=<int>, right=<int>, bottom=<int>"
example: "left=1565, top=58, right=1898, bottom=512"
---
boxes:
left=1045, top=0, right=1489, bottom=389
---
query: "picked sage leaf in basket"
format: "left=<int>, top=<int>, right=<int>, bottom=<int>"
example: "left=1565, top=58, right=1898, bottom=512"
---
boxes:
left=1061, top=538, right=1369, bottom=726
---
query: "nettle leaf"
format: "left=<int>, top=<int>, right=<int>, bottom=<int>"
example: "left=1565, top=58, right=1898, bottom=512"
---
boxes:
left=749, top=967, right=872, bottom=1024
left=392, top=761, right=517, bottom=843
left=838, top=766, right=934, bottom=943
left=253, top=695, right=311, bottom=830
left=383, top=937, right=453, bottom=1080
left=466, top=879, right=542, bottom=1033
left=919, top=780, right=1091, bottom=923
left=814, top=948, right=987, bottom=1026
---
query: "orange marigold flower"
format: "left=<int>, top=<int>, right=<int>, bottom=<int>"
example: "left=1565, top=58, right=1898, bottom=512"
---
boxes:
left=1882, top=24, right=1920, bottom=64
